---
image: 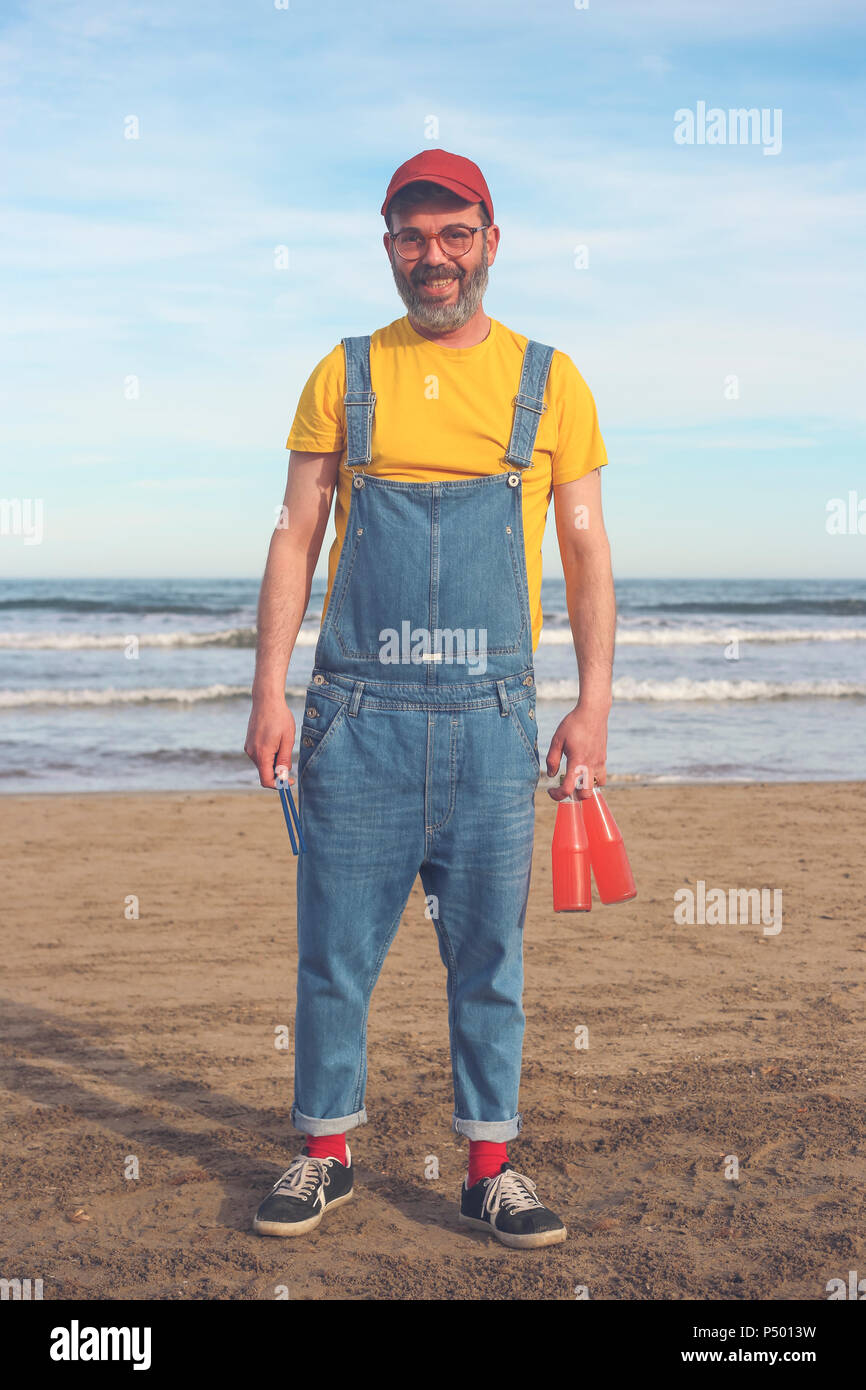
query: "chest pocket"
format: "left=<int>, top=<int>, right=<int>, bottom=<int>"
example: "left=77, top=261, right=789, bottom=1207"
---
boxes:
left=330, top=480, right=529, bottom=663
left=435, top=497, right=529, bottom=656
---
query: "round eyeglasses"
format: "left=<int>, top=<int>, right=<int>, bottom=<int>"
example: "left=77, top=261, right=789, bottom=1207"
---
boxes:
left=389, top=224, right=490, bottom=262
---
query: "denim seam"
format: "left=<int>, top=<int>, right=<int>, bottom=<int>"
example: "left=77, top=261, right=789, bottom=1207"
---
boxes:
left=308, top=685, right=535, bottom=711
left=307, top=695, right=535, bottom=713
left=329, top=528, right=362, bottom=631
left=351, top=903, right=408, bottom=1113
left=304, top=688, right=346, bottom=709
left=311, top=691, right=525, bottom=706
left=337, top=472, right=526, bottom=493
left=509, top=480, right=534, bottom=642
left=423, top=713, right=433, bottom=848
left=428, top=485, right=439, bottom=689
left=431, top=909, right=466, bottom=1118
left=312, top=667, right=534, bottom=695
left=426, top=714, right=459, bottom=833
left=332, top=528, right=386, bottom=660
left=483, top=521, right=529, bottom=655
left=321, top=486, right=361, bottom=642
left=452, top=1113, right=523, bottom=1139
left=508, top=514, right=532, bottom=634
left=290, top=1102, right=367, bottom=1135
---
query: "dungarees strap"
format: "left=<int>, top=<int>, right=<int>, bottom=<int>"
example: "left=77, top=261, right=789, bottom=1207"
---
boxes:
left=341, top=334, right=376, bottom=468
left=341, top=334, right=555, bottom=472
left=504, top=339, right=555, bottom=468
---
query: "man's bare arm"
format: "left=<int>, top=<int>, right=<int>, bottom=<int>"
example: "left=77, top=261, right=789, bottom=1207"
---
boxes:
left=547, top=468, right=616, bottom=799
left=244, top=449, right=340, bottom=787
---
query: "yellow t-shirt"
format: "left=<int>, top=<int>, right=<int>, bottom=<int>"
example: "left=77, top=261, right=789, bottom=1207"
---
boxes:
left=287, top=314, right=608, bottom=651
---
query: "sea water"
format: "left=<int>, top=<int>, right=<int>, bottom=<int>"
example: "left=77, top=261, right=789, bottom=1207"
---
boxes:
left=0, top=576, right=864, bottom=793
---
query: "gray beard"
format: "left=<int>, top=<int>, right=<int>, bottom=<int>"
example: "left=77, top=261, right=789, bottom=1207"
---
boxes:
left=390, top=242, right=489, bottom=332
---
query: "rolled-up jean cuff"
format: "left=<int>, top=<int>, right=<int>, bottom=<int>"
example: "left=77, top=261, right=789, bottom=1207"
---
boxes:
left=291, top=1104, right=367, bottom=1136
left=452, top=1112, right=523, bottom=1141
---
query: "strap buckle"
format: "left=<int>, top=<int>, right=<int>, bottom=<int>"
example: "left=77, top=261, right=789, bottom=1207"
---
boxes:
left=512, top=393, right=548, bottom=416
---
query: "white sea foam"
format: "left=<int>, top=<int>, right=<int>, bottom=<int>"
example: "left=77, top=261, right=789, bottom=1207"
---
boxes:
left=0, top=684, right=251, bottom=708
left=3, top=677, right=864, bottom=709
left=0, top=626, right=300, bottom=650
left=540, top=625, right=866, bottom=646
left=2, top=624, right=864, bottom=651
left=537, top=677, right=866, bottom=702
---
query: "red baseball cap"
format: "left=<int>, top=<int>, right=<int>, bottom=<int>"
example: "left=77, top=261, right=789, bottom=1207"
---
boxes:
left=381, top=149, right=494, bottom=225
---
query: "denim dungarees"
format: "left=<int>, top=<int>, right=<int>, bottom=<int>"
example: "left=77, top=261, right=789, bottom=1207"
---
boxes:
left=292, top=332, right=555, bottom=1141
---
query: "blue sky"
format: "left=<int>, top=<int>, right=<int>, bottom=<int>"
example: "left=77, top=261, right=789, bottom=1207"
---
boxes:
left=1, top=0, right=864, bottom=580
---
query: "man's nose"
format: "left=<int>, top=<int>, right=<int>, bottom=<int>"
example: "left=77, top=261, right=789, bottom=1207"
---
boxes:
left=418, top=236, right=450, bottom=268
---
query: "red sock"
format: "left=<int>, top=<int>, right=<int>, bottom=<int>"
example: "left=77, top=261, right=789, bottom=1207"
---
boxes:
left=468, top=1139, right=509, bottom=1187
left=304, top=1133, right=347, bottom=1163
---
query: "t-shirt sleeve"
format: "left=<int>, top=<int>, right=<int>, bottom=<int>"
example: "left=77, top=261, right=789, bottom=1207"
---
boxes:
left=286, top=344, right=346, bottom=453
left=549, top=350, right=608, bottom=485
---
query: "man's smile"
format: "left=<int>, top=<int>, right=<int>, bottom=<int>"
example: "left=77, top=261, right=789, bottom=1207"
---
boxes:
left=414, top=270, right=461, bottom=296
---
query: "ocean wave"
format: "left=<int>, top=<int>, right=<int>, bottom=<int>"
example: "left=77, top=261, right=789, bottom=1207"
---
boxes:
left=3, top=623, right=864, bottom=652
left=2, top=593, right=862, bottom=618
left=3, top=677, right=864, bottom=709
left=619, top=598, right=866, bottom=616
left=122, top=747, right=253, bottom=764
left=536, top=677, right=866, bottom=702
left=0, top=597, right=251, bottom=616
left=0, top=684, right=252, bottom=708
left=0, top=627, right=318, bottom=650
left=541, top=625, right=866, bottom=646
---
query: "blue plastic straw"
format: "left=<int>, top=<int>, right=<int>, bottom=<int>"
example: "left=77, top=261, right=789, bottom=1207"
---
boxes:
left=278, top=782, right=298, bottom=853
left=276, top=774, right=306, bottom=854
left=284, top=776, right=306, bottom=852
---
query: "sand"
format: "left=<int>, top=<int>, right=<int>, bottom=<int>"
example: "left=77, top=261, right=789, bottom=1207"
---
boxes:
left=1, top=782, right=863, bottom=1301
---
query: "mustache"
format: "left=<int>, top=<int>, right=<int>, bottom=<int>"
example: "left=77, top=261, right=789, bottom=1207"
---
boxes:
left=411, top=265, right=465, bottom=284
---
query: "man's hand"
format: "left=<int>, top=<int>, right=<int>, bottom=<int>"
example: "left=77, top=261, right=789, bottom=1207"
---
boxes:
left=243, top=448, right=339, bottom=790
left=244, top=696, right=296, bottom=789
left=549, top=467, right=615, bottom=802
left=545, top=704, right=609, bottom=801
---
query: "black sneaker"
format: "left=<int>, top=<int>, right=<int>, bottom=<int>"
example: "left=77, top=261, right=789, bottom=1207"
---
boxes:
left=252, top=1144, right=353, bottom=1237
left=459, top=1162, right=567, bottom=1249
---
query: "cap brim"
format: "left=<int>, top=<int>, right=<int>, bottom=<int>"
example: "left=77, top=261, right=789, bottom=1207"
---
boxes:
left=381, top=175, right=487, bottom=218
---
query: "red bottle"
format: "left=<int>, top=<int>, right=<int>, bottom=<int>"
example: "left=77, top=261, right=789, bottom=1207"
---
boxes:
left=552, top=794, right=592, bottom=912
left=581, top=787, right=637, bottom=904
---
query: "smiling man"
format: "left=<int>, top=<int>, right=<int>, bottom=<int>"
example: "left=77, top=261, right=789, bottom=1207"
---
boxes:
left=245, top=149, right=615, bottom=1249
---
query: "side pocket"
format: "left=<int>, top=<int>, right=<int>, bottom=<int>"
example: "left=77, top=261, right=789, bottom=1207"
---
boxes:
left=297, top=693, right=348, bottom=787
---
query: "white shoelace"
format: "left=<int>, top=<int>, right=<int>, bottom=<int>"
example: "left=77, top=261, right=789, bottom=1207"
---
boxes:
left=271, top=1155, right=329, bottom=1202
left=481, top=1168, right=544, bottom=1221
